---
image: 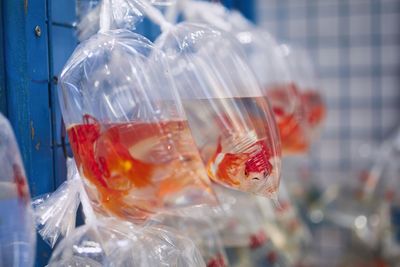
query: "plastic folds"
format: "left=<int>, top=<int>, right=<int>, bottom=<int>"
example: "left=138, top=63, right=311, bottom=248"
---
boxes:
left=180, top=1, right=311, bottom=155
left=149, top=212, right=228, bottom=266
left=32, top=158, right=82, bottom=247
left=59, top=29, right=216, bottom=222
left=0, top=113, right=36, bottom=267
left=76, top=0, right=144, bottom=41
left=283, top=46, right=327, bottom=137
left=156, top=22, right=282, bottom=199
left=48, top=218, right=206, bottom=267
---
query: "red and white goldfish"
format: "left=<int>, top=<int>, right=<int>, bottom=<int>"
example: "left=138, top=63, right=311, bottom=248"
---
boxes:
left=68, top=114, right=214, bottom=221
left=207, top=136, right=275, bottom=195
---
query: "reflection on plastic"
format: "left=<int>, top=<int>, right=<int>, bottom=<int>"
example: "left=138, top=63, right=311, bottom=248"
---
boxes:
left=48, top=218, right=206, bottom=267
left=156, top=22, right=282, bottom=198
left=59, top=30, right=216, bottom=222
left=0, top=113, right=36, bottom=267
left=179, top=1, right=311, bottom=156
left=149, top=212, right=228, bottom=267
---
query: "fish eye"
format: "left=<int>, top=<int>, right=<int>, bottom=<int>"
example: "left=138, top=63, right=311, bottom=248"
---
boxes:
left=244, top=169, right=249, bottom=177
left=263, top=171, right=268, bottom=178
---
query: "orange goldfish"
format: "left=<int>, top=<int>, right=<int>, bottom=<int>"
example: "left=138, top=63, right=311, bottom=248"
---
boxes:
left=207, top=138, right=273, bottom=189
left=12, top=163, right=29, bottom=204
left=68, top=115, right=213, bottom=220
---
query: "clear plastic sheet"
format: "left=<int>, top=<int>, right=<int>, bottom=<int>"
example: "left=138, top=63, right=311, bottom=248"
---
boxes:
left=209, top=185, right=292, bottom=267
left=76, top=0, right=144, bottom=41
left=257, top=181, right=312, bottom=265
left=326, top=128, right=400, bottom=256
left=211, top=185, right=267, bottom=248
left=0, top=113, right=36, bottom=267
left=32, top=158, right=82, bottom=247
left=59, top=28, right=216, bottom=223
left=77, top=0, right=283, bottom=198
left=156, top=21, right=282, bottom=199
left=48, top=217, right=206, bottom=267
left=282, top=45, right=327, bottom=136
left=149, top=212, right=228, bottom=267
left=179, top=1, right=311, bottom=155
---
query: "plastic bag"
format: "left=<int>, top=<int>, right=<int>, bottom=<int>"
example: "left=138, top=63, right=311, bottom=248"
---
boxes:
left=155, top=21, right=282, bottom=199
left=48, top=217, right=206, bottom=267
left=78, top=0, right=282, bottom=198
left=209, top=185, right=267, bottom=248
left=283, top=45, right=327, bottom=136
left=257, top=181, right=312, bottom=265
left=32, top=158, right=82, bottom=247
left=59, top=26, right=216, bottom=222
left=179, top=1, right=311, bottom=155
left=0, top=113, right=36, bottom=267
left=149, top=212, right=228, bottom=267
left=209, top=186, right=290, bottom=267
left=76, top=0, right=145, bottom=41
left=37, top=158, right=207, bottom=266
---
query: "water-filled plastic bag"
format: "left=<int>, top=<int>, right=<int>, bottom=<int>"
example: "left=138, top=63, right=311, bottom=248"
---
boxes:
left=0, top=113, right=36, bottom=267
left=59, top=29, right=216, bottom=222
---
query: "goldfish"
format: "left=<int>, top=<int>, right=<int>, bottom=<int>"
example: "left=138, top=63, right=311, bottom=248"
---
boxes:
left=249, top=229, right=268, bottom=249
left=206, top=253, right=226, bottom=267
left=264, top=83, right=311, bottom=154
left=12, top=163, right=29, bottom=204
left=207, top=136, right=273, bottom=192
left=67, top=115, right=214, bottom=220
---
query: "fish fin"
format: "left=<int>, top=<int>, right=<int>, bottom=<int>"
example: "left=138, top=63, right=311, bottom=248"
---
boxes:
left=206, top=136, right=223, bottom=175
left=211, top=137, right=223, bottom=161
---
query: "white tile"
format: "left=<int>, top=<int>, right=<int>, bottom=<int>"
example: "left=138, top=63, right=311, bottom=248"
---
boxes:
left=318, top=16, right=340, bottom=37
left=381, top=12, right=400, bottom=36
left=349, top=14, right=372, bottom=36
left=381, top=0, right=400, bottom=4
left=287, top=18, right=308, bottom=38
left=287, top=4, right=307, bottom=19
left=259, top=21, right=278, bottom=35
left=350, top=107, right=373, bottom=129
left=350, top=138, right=375, bottom=163
left=349, top=1, right=370, bottom=16
left=349, top=46, right=372, bottom=67
left=318, top=47, right=340, bottom=68
left=381, top=108, right=400, bottom=130
left=381, top=75, right=400, bottom=97
left=284, top=0, right=308, bottom=8
left=381, top=44, right=400, bottom=67
left=256, top=0, right=276, bottom=11
left=318, top=1, right=339, bottom=13
left=381, top=81, right=400, bottom=99
left=318, top=138, right=341, bottom=162
left=324, top=107, right=341, bottom=130
left=349, top=77, right=373, bottom=98
left=321, top=77, right=341, bottom=99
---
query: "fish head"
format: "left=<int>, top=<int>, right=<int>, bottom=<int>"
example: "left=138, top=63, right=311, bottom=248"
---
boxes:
left=243, top=141, right=273, bottom=182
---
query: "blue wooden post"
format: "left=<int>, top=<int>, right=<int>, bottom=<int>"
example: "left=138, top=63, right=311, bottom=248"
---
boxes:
left=0, top=1, right=7, bottom=115
left=233, top=0, right=256, bottom=22
left=2, top=0, right=55, bottom=265
left=221, top=0, right=256, bottom=22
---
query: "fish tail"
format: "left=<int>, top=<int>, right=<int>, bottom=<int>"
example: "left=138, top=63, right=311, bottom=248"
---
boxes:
left=128, top=156, right=155, bottom=188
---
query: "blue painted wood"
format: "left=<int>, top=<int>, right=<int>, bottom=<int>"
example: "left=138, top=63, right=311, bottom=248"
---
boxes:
left=0, top=2, right=7, bottom=115
left=222, top=0, right=234, bottom=9
left=3, top=0, right=54, bottom=197
left=3, top=0, right=55, bottom=266
left=233, top=0, right=256, bottom=22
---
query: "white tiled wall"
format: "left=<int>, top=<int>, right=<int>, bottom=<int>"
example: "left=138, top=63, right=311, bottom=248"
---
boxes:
left=256, top=0, right=400, bottom=186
